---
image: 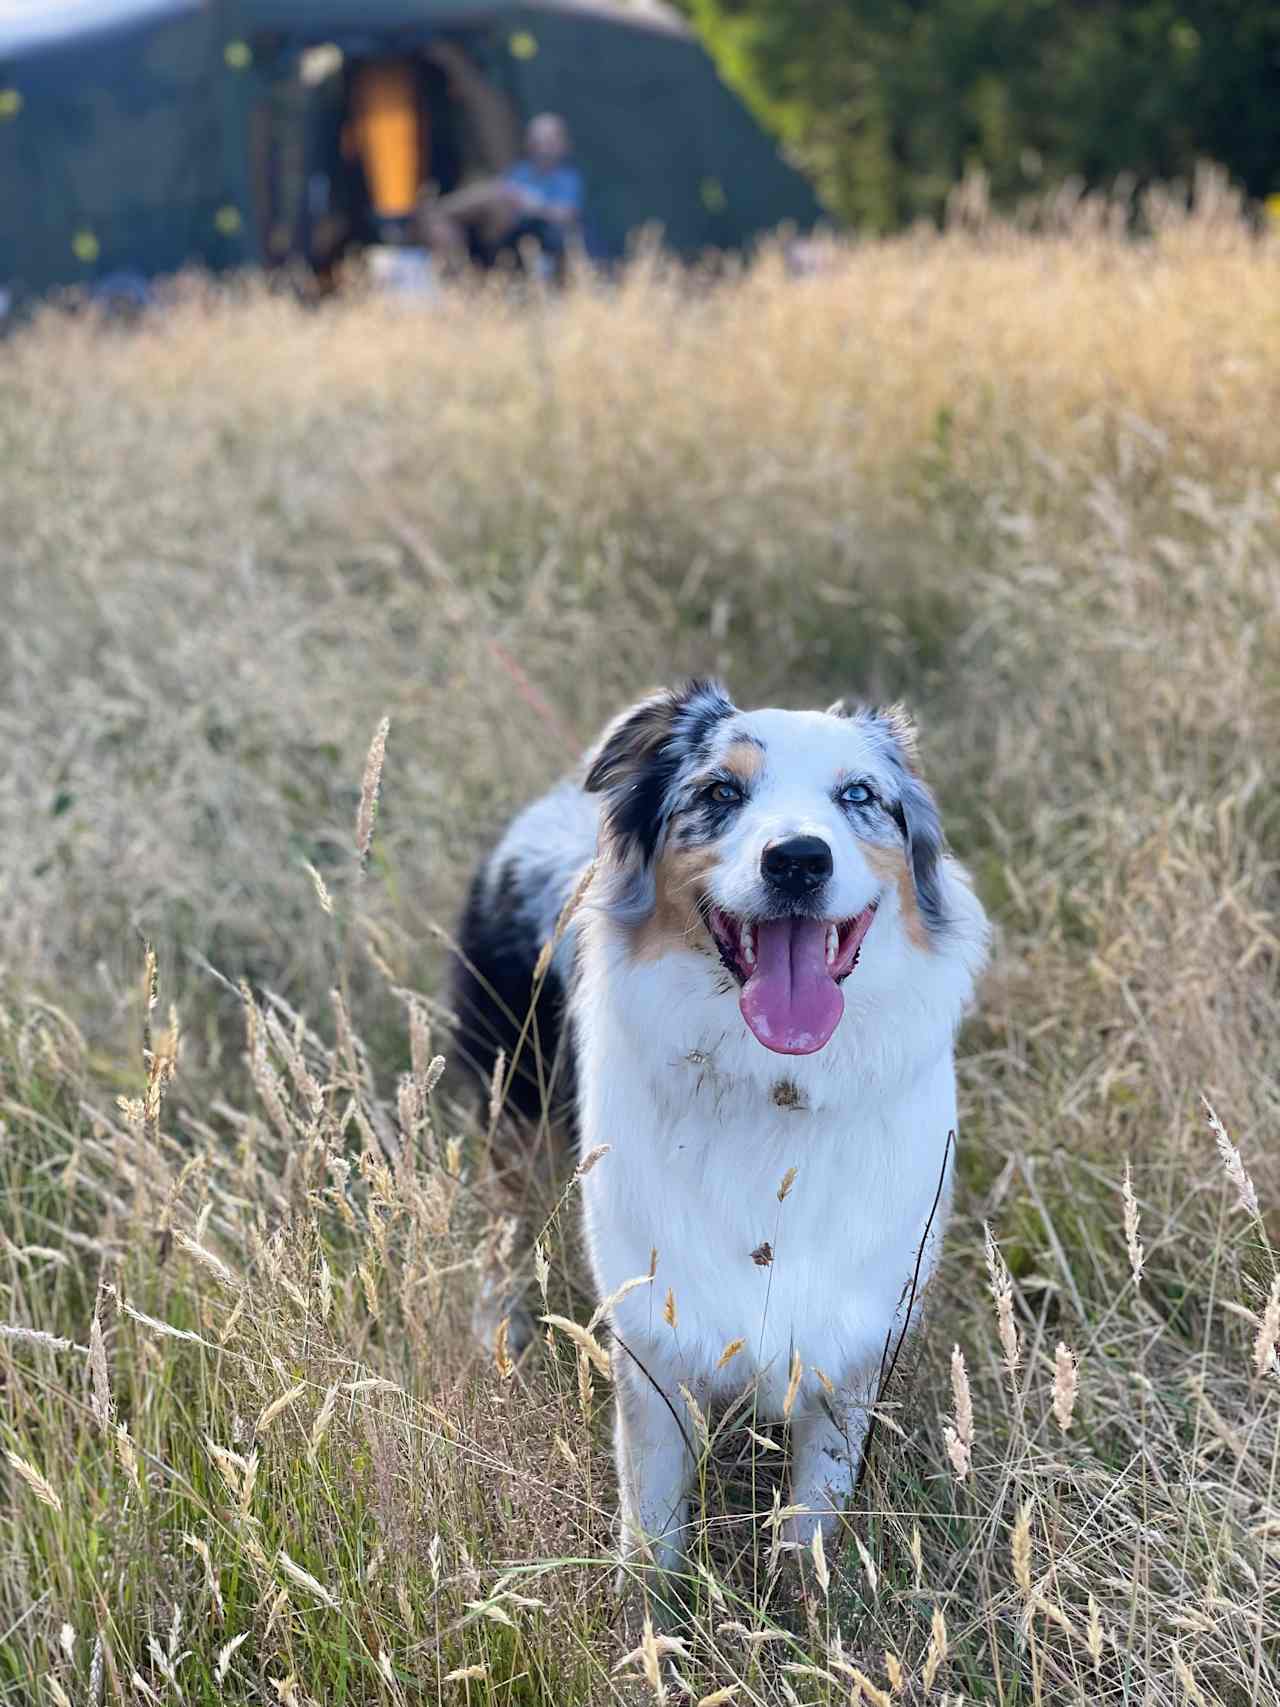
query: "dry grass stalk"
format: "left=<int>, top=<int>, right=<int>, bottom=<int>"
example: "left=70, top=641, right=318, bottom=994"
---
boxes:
left=848, top=1671, right=892, bottom=1707
left=255, top=1382, right=308, bottom=1434
left=173, top=1230, right=237, bottom=1287
left=182, top=1532, right=225, bottom=1620
left=215, top=1631, right=249, bottom=1682
left=303, top=861, right=334, bottom=916
left=356, top=714, right=391, bottom=872
left=4, top=1449, right=61, bottom=1512
left=494, top=1315, right=515, bottom=1381
left=983, top=1224, right=1021, bottom=1378
left=810, top=1526, right=830, bottom=1595
left=852, top=1531, right=878, bottom=1595
left=307, top=1382, right=341, bottom=1462
left=0, top=1322, right=75, bottom=1353
left=1085, top=1593, right=1104, bottom=1670
left=679, top=1383, right=710, bottom=1446
left=588, top=1270, right=653, bottom=1330
left=540, top=1312, right=611, bottom=1376
left=1011, top=1502, right=1033, bottom=1595
left=921, top=1607, right=948, bottom=1691
left=113, top=1423, right=139, bottom=1489
left=1052, top=1343, right=1078, bottom=1432
left=277, top=1550, right=338, bottom=1608
left=87, top=1310, right=111, bottom=1430
left=574, top=1144, right=610, bottom=1179
left=783, top=1348, right=803, bottom=1420
left=944, top=1342, right=974, bottom=1481
left=716, top=1337, right=746, bottom=1371
left=486, top=1048, right=507, bottom=1134
left=908, top=1525, right=923, bottom=1592
left=1122, top=1160, right=1145, bottom=1287
left=1203, top=1097, right=1260, bottom=1219
left=533, top=859, right=597, bottom=981
left=1253, top=1274, right=1280, bottom=1378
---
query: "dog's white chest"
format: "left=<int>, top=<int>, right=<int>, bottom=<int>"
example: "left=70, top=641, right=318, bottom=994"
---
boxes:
left=579, top=1045, right=956, bottom=1413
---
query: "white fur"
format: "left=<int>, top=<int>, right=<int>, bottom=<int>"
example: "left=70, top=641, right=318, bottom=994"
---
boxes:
left=570, top=705, right=989, bottom=1570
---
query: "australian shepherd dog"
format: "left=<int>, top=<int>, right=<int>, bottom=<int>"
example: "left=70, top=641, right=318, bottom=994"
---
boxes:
left=454, top=679, right=989, bottom=1574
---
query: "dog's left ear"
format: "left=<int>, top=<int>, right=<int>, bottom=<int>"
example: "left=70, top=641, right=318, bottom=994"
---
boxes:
left=585, top=678, right=735, bottom=869
left=827, top=697, right=921, bottom=772
left=829, top=698, right=947, bottom=933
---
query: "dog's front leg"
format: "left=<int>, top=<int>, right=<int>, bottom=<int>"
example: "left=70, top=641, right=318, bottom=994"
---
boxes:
left=613, top=1353, right=693, bottom=1579
left=782, top=1387, right=873, bottom=1549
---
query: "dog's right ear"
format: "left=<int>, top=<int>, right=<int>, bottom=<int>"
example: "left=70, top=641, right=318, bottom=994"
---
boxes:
left=585, top=679, right=735, bottom=869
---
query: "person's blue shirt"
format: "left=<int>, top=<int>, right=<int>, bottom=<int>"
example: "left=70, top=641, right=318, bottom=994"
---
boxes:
left=504, top=159, right=584, bottom=218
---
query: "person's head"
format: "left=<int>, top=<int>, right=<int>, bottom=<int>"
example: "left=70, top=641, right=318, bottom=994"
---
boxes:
left=525, top=113, right=570, bottom=168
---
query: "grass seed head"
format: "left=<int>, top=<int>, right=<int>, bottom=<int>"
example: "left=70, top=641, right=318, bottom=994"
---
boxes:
left=355, top=714, right=390, bottom=872
left=4, top=1449, right=61, bottom=1512
left=1204, top=1097, right=1260, bottom=1219
left=1252, top=1273, right=1280, bottom=1378
left=944, top=1342, right=974, bottom=1481
left=1122, top=1159, right=1145, bottom=1286
left=1053, top=1341, right=1079, bottom=1432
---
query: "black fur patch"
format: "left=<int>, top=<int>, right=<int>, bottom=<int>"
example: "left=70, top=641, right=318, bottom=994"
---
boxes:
left=450, top=863, right=574, bottom=1122
left=585, top=678, right=735, bottom=866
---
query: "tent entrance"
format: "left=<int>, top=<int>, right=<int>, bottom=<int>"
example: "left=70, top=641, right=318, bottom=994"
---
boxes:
left=256, top=38, right=521, bottom=278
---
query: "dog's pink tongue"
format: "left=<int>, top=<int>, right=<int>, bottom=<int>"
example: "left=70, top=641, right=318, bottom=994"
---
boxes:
left=740, top=917, right=844, bottom=1055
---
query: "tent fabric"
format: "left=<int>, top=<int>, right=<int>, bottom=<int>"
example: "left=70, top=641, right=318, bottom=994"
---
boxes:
left=0, top=6, right=236, bottom=290
left=0, top=0, right=822, bottom=302
left=0, top=1, right=201, bottom=56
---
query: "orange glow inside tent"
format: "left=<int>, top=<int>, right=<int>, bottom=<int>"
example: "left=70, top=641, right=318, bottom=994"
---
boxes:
left=347, top=63, right=421, bottom=219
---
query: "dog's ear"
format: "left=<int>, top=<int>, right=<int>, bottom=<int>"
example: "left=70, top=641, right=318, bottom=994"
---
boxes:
left=830, top=699, right=947, bottom=933
left=891, top=769, right=948, bottom=934
left=827, top=697, right=921, bottom=772
left=585, top=678, right=735, bottom=869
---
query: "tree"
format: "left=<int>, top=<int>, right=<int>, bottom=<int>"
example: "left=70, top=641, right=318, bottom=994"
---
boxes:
left=683, top=0, right=1280, bottom=229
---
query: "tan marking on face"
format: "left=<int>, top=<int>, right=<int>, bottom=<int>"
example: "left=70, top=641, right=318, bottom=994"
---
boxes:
left=721, top=740, right=764, bottom=784
left=629, top=844, right=719, bottom=963
left=863, top=841, right=931, bottom=953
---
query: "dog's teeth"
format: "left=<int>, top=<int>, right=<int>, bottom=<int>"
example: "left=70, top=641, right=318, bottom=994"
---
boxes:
left=741, top=924, right=755, bottom=967
left=826, top=925, right=838, bottom=964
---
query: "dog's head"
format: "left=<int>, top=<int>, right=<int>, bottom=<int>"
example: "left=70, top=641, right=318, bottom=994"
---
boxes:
left=585, top=679, right=954, bottom=1056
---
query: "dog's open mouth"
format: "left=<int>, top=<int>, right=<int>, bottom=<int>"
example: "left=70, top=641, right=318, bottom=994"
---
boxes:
left=706, top=903, right=879, bottom=1056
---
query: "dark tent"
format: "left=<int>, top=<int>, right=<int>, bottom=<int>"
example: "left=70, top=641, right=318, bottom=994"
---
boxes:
left=0, top=0, right=822, bottom=304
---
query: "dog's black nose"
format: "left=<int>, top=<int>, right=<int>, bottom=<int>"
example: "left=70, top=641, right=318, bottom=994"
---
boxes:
left=761, top=835, right=833, bottom=896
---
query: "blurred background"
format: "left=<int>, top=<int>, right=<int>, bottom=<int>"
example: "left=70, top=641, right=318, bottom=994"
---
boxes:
left=1, top=0, right=1278, bottom=311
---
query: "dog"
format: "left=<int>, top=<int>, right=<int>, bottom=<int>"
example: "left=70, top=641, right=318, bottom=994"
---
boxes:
left=454, top=679, right=989, bottom=1572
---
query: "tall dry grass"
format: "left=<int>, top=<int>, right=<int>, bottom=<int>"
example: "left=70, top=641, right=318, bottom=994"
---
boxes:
left=2, top=181, right=1279, bottom=1702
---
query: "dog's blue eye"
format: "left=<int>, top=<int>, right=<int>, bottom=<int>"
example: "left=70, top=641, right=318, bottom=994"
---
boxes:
left=840, top=781, right=874, bottom=807
left=707, top=780, right=744, bottom=806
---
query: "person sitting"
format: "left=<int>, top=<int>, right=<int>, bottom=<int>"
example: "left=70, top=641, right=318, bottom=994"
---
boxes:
left=422, top=113, right=583, bottom=277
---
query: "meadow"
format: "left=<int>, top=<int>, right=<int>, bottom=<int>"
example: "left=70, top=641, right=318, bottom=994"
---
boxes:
left=2, top=176, right=1279, bottom=1704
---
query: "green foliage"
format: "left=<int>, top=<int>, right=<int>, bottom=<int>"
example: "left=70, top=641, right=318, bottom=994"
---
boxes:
left=683, top=0, right=1280, bottom=227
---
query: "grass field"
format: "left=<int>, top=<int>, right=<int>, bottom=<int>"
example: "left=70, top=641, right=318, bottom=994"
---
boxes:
left=2, top=180, right=1280, bottom=1704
